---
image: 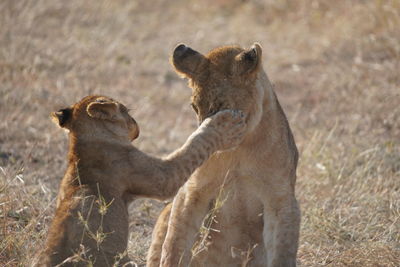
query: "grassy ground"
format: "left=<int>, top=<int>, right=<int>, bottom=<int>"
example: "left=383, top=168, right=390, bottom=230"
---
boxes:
left=1, top=0, right=399, bottom=266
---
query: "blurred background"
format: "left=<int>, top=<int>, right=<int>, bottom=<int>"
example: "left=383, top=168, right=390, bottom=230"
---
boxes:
left=0, top=0, right=399, bottom=266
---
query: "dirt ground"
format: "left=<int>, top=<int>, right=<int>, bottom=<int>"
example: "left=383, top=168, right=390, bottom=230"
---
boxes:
left=1, top=0, right=399, bottom=266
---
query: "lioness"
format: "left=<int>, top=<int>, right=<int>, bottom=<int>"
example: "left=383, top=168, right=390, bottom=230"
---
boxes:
left=38, top=95, right=246, bottom=266
left=148, top=44, right=300, bottom=267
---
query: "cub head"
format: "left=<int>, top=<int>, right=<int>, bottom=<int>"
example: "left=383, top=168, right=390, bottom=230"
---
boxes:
left=171, top=43, right=267, bottom=131
left=51, top=95, right=139, bottom=141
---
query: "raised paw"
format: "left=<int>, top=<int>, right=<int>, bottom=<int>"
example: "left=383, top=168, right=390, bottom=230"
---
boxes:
left=206, top=109, right=247, bottom=151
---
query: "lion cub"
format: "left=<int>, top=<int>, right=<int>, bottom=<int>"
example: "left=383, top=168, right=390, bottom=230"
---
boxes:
left=38, top=95, right=246, bottom=266
left=148, top=43, right=300, bottom=267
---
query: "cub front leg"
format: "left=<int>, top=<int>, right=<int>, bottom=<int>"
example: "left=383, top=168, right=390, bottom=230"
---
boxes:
left=160, top=109, right=246, bottom=197
left=160, top=183, right=215, bottom=267
left=147, top=203, right=172, bottom=267
left=129, top=109, right=246, bottom=200
left=263, top=190, right=300, bottom=267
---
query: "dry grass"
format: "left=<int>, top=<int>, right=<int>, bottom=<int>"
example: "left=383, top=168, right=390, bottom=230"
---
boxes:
left=1, top=0, right=399, bottom=266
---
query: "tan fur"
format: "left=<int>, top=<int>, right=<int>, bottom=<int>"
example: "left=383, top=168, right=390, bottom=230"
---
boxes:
left=37, top=95, right=246, bottom=266
left=148, top=44, right=300, bottom=267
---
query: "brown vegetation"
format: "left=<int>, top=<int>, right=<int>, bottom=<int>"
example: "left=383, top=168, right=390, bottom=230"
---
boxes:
left=1, top=0, right=399, bottom=266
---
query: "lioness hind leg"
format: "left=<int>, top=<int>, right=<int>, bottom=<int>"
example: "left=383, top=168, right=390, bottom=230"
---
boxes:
left=147, top=203, right=172, bottom=267
left=263, top=194, right=300, bottom=267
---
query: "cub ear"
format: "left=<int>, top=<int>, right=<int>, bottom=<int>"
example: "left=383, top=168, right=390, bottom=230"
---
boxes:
left=51, top=108, right=72, bottom=128
left=171, top=44, right=208, bottom=78
left=87, top=101, right=119, bottom=120
left=235, top=42, right=262, bottom=75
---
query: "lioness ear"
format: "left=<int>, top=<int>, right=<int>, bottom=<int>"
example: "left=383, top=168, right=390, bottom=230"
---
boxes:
left=171, top=44, right=208, bottom=78
left=51, top=108, right=72, bottom=128
left=235, top=43, right=262, bottom=75
left=87, top=101, right=119, bottom=120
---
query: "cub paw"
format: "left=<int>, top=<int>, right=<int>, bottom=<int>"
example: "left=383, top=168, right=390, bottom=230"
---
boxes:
left=206, top=109, right=247, bottom=150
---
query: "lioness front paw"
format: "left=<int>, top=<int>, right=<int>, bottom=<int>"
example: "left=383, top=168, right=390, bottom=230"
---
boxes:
left=206, top=109, right=247, bottom=150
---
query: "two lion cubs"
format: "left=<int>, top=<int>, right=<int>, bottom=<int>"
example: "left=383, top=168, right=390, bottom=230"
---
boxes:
left=38, top=95, right=246, bottom=266
left=40, top=42, right=300, bottom=267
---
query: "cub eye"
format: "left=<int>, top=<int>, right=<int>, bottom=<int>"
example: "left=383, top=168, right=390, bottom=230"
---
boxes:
left=191, top=103, right=199, bottom=114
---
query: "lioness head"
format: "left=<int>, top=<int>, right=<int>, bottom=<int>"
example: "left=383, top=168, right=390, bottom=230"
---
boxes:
left=51, top=95, right=139, bottom=141
left=171, top=43, right=267, bottom=131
